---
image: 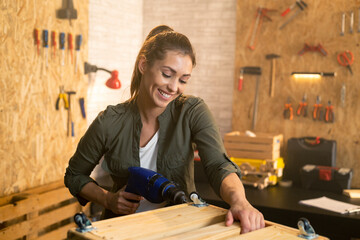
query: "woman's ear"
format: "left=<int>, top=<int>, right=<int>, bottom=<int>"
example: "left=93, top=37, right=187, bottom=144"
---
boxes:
left=138, top=56, right=147, bottom=74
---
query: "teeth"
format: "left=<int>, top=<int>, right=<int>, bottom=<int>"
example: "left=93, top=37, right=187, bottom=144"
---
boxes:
left=159, top=89, right=170, bottom=98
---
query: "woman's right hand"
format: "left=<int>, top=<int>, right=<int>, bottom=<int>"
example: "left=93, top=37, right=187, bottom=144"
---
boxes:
left=105, top=186, right=143, bottom=215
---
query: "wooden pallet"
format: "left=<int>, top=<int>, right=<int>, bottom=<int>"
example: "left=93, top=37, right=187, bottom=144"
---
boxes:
left=67, top=203, right=329, bottom=240
left=224, top=131, right=283, bottom=160
left=0, top=180, right=88, bottom=240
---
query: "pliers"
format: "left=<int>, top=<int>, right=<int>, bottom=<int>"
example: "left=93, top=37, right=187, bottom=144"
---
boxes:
left=325, top=101, right=335, bottom=123
left=283, top=97, right=294, bottom=120
left=296, top=94, right=308, bottom=117
left=312, top=96, right=323, bottom=121
left=55, top=85, right=69, bottom=110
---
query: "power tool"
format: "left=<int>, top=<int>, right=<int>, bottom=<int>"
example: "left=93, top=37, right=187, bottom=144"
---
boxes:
left=125, top=167, right=188, bottom=205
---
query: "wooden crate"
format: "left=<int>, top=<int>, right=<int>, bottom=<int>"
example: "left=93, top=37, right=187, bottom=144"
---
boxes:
left=67, top=203, right=328, bottom=240
left=224, top=131, right=283, bottom=160
left=0, top=180, right=89, bottom=240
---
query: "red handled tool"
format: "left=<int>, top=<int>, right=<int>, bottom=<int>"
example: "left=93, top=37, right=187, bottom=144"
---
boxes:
left=51, top=31, right=57, bottom=59
left=279, top=0, right=307, bottom=30
left=238, top=68, right=244, bottom=91
left=337, top=50, right=354, bottom=75
left=296, top=94, right=308, bottom=117
left=68, top=33, right=74, bottom=64
left=298, top=43, right=327, bottom=56
left=312, top=96, right=323, bottom=121
left=325, top=101, right=335, bottom=123
left=34, top=28, right=40, bottom=56
left=283, top=97, right=294, bottom=120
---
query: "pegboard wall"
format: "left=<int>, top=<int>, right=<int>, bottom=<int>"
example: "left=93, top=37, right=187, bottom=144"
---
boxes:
left=233, top=0, right=360, bottom=187
left=0, top=0, right=88, bottom=197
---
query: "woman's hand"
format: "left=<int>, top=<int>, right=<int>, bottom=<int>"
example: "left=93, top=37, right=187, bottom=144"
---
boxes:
left=225, top=201, right=265, bottom=234
left=105, top=186, right=143, bottom=215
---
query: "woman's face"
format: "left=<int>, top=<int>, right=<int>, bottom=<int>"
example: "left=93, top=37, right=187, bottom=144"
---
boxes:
left=139, top=50, right=193, bottom=109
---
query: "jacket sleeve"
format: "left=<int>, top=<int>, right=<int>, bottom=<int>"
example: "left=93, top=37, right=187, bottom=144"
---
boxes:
left=64, top=112, right=107, bottom=205
left=188, top=98, right=241, bottom=197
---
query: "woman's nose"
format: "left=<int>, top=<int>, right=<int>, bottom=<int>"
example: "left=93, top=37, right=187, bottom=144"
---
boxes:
left=167, top=79, right=178, bottom=92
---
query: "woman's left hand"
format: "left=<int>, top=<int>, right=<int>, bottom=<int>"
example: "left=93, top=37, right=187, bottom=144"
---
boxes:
left=225, top=201, right=265, bottom=234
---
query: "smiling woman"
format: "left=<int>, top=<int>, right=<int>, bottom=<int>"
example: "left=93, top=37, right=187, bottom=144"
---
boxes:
left=64, top=25, right=264, bottom=234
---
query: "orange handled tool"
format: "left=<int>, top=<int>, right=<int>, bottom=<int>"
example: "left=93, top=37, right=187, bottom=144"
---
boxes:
left=68, top=33, right=73, bottom=64
left=51, top=31, right=57, bottom=59
left=283, top=97, right=294, bottom=120
left=325, top=101, right=335, bottom=123
left=238, top=69, right=244, bottom=91
left=34, top=28, right=40, bottom=56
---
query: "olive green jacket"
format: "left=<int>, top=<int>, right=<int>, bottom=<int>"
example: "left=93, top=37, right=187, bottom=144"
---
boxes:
left=64, top=95, right=241, bottom=205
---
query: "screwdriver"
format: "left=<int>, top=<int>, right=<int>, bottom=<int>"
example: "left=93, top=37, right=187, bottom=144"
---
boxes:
left=59, top=32, right=65, bottom=66
left=68, top=33, right=74, bottom=64
left=75, top=34, right=82, bottom=73
left=34, top=28, right=40, bottom=56
left=43, top=29, right=49, bottom=67
left=51, top=31, right=57, bottom=59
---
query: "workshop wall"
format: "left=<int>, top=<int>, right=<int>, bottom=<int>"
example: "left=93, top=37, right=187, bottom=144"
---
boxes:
left=0, top=0, right=88, bottom=197
left=234, top=0, right=360, bottom=187
left=143, top=0, right=237, bottom=136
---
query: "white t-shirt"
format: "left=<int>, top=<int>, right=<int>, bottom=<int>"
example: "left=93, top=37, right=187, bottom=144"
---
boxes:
left=136, top=131, right=167, bottom=212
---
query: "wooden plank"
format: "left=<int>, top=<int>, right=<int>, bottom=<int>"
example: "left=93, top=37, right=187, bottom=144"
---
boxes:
left=226, top=150, right=279, bottom=160
left=0, top=187, right=74, bottom=222
left=224, top=135, right=275, bottom=144
left=224, top=142, right=275, bottom=151
left=37, top=222, right=76, bottom=240
left=163, top=222, right=241, bottom=240
left=0, top=201, right=80, bottom=239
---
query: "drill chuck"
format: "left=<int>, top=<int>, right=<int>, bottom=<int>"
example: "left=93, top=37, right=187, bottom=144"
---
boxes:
left=125, top=167, right=188, bottom=204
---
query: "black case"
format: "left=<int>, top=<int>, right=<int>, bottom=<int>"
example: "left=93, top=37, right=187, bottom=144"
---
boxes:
left=284, top=137, right=336, bottom=186
left=300, top=165, right=352, bottom=193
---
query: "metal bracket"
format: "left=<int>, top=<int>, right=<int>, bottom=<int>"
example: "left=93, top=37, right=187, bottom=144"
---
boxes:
left=74, top=212, right=96, bottom=233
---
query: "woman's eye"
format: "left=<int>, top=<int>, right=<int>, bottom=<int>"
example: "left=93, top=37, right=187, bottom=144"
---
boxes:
left=162, top=72, right=171, bottom=78
left=179, top=79, right=187, bottom=84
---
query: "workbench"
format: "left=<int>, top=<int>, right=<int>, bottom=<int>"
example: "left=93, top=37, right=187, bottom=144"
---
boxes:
left=195, top=183, right=360, bottom=240
left=67, top=203, right=328, bottom=239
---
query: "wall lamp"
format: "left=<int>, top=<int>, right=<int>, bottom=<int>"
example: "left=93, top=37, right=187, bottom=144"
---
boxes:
left=291, top=72, right=336, bottom=80
left=84, top=62, right=121, bottom=89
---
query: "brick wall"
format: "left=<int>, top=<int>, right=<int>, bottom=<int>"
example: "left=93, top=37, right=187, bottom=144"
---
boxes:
left=88, top=0, right=236, bottom=136
left=143, top=0, right=236, bottom=136
left=87, top=0, right=143, bottom=123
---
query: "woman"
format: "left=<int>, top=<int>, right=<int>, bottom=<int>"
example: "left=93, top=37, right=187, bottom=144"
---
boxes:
left=65, top=25, right=264, bottom=233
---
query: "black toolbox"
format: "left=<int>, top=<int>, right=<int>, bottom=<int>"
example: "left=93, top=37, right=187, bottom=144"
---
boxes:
left=300, top=164, right=352, bottom=193
left=284, top=137, right=336, bottom=186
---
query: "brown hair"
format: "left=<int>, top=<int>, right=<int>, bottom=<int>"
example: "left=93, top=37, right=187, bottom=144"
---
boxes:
left=128, top=25, right=196, bottom=102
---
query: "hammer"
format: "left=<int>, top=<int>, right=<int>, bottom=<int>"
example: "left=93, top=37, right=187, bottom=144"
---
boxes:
left=66, top=91, right=77, bottom=137
left=265, top=54, right=280, bottom=97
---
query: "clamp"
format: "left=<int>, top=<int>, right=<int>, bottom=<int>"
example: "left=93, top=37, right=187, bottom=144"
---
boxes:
left=74, top=212, right=96, bottom=233
left=297, top=218, right=318, bottom=239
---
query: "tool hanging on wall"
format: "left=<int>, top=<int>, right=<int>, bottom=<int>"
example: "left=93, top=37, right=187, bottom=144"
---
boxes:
left=265, top=54, right=280, bottom=97
left=68, top=33, right=74, bottom=64
left=296, top=94, right=308, bottom=117
left=298, top=43, right=327, bottom=56
left=358, top=8, right=360, bottom=33
left=79, top=98, right=86, bottom=119
left=238, top=68, right=244, bottom=91
left=247, top=7, right=275, bottom=50
left=51, top=31, right=57, bottom=59
left=57, top=0, right=78, bottom=26
left=66, top=91, right=76, bottom=137
left=337, top=50, right=354, bottom=75
left=43, top=29, right=49, bottom=68
left=34, top=28, right=40, bottom=56
left=350, top=11, right=354, bottom=33
left=312, top=96, right=323, bottom=121
left=340, top=82, right=346, bottom=108
left=75, top=34, right=82, bottom=73
left=59, top=32, right=65, bottom=66
left=283, top=97, right=294, bottom=120
left=55, top=86, right=69, bottom=110
left=279, top=0, right=307, bottom=30
left=324, top=101, right=335, bottom=123
left=240, top=67, right=262, bottom=130
left=340, top=12, right=345, bottom=36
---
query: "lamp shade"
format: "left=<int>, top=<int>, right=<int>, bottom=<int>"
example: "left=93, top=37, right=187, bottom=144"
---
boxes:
left=105, top=70, right=121, bottom=89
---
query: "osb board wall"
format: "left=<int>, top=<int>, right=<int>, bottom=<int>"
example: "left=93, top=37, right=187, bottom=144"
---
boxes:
left=0, top=0, right=88, bottom=197
left=234, top=0, right=360, bottom=187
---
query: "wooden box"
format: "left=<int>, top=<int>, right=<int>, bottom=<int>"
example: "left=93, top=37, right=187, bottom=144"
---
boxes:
left=67, top=203, right=328, bottom=240
left=0, top=180, right=89, bottom=240
left=224, top=131, right=283, bottom=160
